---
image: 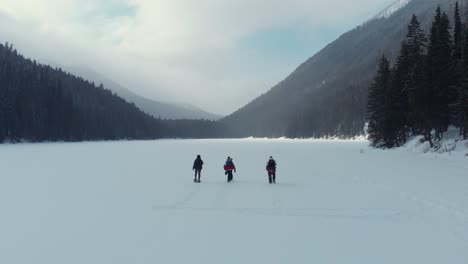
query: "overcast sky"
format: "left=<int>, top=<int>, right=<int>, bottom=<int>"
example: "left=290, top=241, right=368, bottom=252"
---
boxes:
left=0, top=0, right=395, bottom=115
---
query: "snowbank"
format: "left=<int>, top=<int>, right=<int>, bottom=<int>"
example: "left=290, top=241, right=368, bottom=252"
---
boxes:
left=244, top=135, right=368, bottom=141
left=404, top=127, right=468, bottom=156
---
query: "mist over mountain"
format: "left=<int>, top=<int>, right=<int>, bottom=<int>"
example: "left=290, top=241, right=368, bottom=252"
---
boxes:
left=0, top=43, right=224, bottom=142
left=223, top=0, right=460, bottom=138
left=65, top=66, right=222, bottom=121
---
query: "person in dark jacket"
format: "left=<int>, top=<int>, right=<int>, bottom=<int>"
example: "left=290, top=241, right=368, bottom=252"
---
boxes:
left=266, top=156, right=277, bottom=184
left=193, top=155, right=204, bottom=183
left=224, top=157, right=236, bottom=183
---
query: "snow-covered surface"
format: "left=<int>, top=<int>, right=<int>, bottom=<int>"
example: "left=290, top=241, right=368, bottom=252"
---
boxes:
left=1, top=139, right=467, bottom=264
left=374, top=0, right=413, bottom=19
left=405, top=127, right=468, bottom=155
left=245, top=135, right=368, bottom=141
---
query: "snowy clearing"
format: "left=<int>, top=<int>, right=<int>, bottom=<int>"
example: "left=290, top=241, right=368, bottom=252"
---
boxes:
left=1, top=139, right=467, bottom=264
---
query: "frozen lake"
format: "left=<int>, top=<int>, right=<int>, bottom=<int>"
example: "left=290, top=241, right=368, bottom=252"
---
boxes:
left=1, top=139, right=467, bottom=264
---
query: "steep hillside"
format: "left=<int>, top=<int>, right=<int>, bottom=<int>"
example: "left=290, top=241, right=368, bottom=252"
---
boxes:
left=223, top=0, right=459, bottom=138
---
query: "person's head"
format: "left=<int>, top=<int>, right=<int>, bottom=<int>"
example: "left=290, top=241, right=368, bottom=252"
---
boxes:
left=197, top=155, right=201, bottom=159
left=227, top=156, right=231, bottom=161
left=269, top=156, right=273, bottom=160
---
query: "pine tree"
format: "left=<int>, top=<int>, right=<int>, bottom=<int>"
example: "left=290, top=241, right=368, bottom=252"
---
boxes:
left=461, top=68, right=468, bottom=139
left=451, top=2, right=464, bottom=130
left=454, top=2, right=463, bottom=61
left=425, top=7, right=454, bottom=140
left=405, top=15, right=428, bottom=136
left=367, top=55, right=391, bottom=148
left=387, top=43, right=410, bottom=147
left=461, top=3, right=468, bottom=139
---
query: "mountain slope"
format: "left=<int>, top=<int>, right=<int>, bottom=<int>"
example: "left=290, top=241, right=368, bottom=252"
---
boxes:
left=0, top=43, right=165, bottom=141
left=223, top=0, right=458, bottom=138
left=67, top=66, right=222, bottom=120
left=374, top=0, right=413, bottom=19
left=0, top=43, right=224, bottom=142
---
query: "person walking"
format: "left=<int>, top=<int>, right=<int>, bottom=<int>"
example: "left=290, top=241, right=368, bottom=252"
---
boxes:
left=192, top=155, right=204, bottom=183
left=266, top=156, right=277, bottom=184
left=224, top=157, right=236, bottom=183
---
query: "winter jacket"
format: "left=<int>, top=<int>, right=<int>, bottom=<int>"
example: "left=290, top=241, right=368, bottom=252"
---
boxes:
left=266, top=159, right=276, bottom=172
left=224, top=160, right=236, bottom=171
left=193, top=158, right=204, bottom=170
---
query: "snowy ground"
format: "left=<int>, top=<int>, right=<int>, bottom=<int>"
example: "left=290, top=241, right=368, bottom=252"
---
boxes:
left=1, top=139, right=467, bottom=264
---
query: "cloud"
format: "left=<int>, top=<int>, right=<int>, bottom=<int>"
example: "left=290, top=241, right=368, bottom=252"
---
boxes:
left=0, top=0, right=393, bottom=114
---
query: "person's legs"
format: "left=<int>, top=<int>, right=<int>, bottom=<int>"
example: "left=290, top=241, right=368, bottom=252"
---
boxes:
left=197, top=170, right=201, bottom=182
left=227, top=171, right=233, bottom=182
left=273, top=172, right=276, bottom=183
left=268, top=173, right=272, bottom=184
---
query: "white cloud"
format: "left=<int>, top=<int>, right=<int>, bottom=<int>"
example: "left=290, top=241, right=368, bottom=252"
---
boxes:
left=0, top=0, right=393, bottom=114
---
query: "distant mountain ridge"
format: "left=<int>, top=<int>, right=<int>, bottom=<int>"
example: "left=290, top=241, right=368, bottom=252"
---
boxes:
left=65, top=65, right=222, bottom=121
left=222, top=0, right=459, bottom=138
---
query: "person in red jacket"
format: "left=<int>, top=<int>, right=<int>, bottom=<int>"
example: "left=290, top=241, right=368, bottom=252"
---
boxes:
left=224, top=157, right=236, bottom=183
left=266, top=156, right=277, bottom=184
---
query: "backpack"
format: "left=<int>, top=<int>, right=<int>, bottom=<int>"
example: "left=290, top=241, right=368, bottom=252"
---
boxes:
left=267, top=159, right=276, bottom=167
left=266, top=159, right=276, bottom=172
left=224, top=160, right=234, bottom=171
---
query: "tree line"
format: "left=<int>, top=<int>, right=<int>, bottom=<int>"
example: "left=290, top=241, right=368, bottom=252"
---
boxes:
left=367, top=3, right=468, bottom=148
left=0, top=42, right=224, bottom=143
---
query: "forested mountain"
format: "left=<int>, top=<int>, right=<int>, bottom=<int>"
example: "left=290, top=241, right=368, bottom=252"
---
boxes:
left=222, top=0, right=460, bottom=138
left=0, top=43, right=224, bottom=142
left=66, top=66, right=222, bottom=120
